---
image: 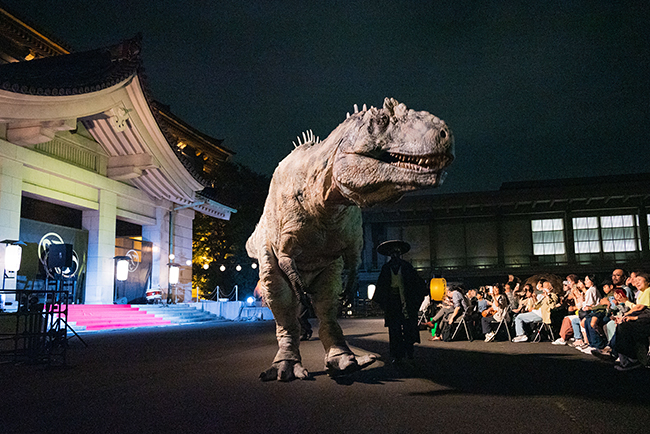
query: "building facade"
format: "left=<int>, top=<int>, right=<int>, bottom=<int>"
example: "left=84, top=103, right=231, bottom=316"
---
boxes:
left=358, top=174, right=650, bottom=296
left=0, top=10, right=234, bottom=307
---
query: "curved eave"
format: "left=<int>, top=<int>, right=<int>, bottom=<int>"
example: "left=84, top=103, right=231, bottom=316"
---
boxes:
left=0, top=73, right=204, bottom=205
left=191, top=193, right=237, bottom=221
left=0, top=75, right=135, bottom=121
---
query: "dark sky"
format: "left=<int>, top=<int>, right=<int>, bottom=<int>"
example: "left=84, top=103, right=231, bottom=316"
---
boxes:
left=3, top=0, right=649, bottom=193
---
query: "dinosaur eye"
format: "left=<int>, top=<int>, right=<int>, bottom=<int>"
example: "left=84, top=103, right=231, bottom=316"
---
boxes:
left=440, top=129, right=447, bottom=139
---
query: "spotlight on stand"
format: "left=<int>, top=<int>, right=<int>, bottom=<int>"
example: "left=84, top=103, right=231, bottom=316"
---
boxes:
left=246, top=296, right=255, bottom=306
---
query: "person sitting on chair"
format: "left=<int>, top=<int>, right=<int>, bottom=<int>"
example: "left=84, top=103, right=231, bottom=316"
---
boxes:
left=512, top=279, right=559, bottom=342
left=482, top=284, right=510, bottom=342
left=425, top=288, right=454, bottom=340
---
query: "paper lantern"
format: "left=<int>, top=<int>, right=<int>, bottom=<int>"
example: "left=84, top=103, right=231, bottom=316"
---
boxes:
left=430, top=278, right=447, bottom=301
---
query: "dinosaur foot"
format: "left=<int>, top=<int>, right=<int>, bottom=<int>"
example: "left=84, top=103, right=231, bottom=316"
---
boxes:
left=326, top=353, right=377, bottom=377
left=259, top=360, right=311, bottom=382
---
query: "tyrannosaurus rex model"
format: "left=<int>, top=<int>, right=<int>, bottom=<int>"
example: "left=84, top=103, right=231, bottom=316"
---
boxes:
left=246, top=98, right=454, bottom=381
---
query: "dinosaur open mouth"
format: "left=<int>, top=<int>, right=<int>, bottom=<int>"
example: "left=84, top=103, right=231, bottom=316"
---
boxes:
left=379, top=151, right=453, bottom=172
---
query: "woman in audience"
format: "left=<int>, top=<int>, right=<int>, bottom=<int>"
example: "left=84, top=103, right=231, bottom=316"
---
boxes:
left=482, top=284, right=509, bottom=342
left=552, top=278, right=587, bottom=346
left=512, top=284, right=535, bottom=315
left=612, top=272, right=650, bottom=371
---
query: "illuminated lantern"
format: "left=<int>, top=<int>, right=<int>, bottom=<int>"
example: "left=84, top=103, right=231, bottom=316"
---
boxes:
left=169, top=265, right=180, bottom=285
left=4, top=244, right=22, bottom=272
left=430, top=278, right=447, bottom=301
left=116, top=258, right=129, bottom=281
left=367, top=284, right=376, bottom=300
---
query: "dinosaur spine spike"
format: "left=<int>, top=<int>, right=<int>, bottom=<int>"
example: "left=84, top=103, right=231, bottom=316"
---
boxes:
left=346, top=112, right=350, bottom=118
left=362, top=104, right=367, bottom=111
left=354, top=104, right=359, bottom=113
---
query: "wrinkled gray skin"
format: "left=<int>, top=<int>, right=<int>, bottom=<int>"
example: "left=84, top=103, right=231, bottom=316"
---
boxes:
left=246, top=98, right=454, bottom=381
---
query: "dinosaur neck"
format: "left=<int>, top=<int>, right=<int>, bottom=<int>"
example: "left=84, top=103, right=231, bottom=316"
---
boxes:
left=301, top=129, right=356, bottom=216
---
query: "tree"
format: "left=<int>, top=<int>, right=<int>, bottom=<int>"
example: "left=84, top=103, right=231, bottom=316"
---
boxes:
left=192, top=161, right=269, bottom=300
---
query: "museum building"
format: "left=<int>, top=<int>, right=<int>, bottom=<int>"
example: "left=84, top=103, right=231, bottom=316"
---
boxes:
left=358, top=173, right=650, bottom=295
left=0, top=8, right=235, bottom=307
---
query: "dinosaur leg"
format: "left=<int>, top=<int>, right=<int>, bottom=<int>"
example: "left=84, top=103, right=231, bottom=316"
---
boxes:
left=258, top=247, right=309, bottom=381
left=310, top=260, right=376, bottom=375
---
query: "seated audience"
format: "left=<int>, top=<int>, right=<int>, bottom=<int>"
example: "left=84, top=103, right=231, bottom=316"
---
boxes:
left=512, top=279, right=559, bottom=342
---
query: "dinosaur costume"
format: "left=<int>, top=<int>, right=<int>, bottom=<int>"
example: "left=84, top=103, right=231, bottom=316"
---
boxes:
left=246, top=98, right=454, bottom=381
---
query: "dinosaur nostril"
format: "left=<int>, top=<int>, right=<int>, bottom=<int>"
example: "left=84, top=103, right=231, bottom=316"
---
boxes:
left=440, top=129, right=447, bottom=139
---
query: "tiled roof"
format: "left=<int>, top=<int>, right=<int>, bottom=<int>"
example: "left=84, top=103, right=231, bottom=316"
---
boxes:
left=0, top=34, right=141, bottom=95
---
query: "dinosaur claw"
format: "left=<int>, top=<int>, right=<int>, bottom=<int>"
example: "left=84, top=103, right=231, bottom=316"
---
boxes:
left=260, top=361, right=310, bottom=382
left=259, top=366, right=278, bottom=382
left=326, top=352, right=378, bottom=377
left=277, top=360, right=294, bottom=382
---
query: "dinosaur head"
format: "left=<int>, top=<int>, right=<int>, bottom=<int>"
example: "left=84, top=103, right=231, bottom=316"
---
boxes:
left=332, top=97, right=454, bottom=207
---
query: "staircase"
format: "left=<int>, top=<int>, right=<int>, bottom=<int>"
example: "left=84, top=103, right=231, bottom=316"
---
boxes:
left=134, top=303, right=219, bottom=325
left=67, top=305, right=172, bottom=331
left=66, top=303, right=219, bottom=332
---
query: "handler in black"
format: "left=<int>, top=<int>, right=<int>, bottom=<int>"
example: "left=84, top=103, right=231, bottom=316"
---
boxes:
left=373, top=240, right=428, bottom=363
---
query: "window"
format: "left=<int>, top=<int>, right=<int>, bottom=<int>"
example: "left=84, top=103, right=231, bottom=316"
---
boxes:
left=572, top=214, right=640, bottom=264
left=600, top=215, right=637, bottom=252
left=573, top=217, right=600, bottom=253
left=531, top=218, right=565, bottom=255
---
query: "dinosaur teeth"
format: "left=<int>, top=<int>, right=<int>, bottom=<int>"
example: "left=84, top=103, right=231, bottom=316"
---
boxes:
left=384, top=152, right=451, bottom=171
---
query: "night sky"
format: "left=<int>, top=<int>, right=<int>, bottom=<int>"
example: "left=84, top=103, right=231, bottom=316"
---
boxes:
left=3, top=1, right=649, bottom=193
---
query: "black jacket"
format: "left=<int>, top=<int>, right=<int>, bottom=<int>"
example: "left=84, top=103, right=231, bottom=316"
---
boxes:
left=374, top=258, right=428, bottom=320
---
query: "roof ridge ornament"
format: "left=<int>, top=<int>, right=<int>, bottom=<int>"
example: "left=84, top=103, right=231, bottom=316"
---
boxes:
left=109, top=105, right=133, bottom=132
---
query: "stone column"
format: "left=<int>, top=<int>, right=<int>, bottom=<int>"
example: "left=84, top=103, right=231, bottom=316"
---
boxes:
left=173, top=208, right=195, bottom=301
left=0, top=159, right=23, bottom=308
left=82, top=189, right=117, bottom=304
left=142, top=205, right=171, bottom=299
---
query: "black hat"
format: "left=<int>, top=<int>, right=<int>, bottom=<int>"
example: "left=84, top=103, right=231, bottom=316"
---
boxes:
left=377, top=240, right=411, bottom=256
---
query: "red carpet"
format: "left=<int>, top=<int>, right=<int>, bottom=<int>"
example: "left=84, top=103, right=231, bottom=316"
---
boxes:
left=67, top=305, right=172, bottom=331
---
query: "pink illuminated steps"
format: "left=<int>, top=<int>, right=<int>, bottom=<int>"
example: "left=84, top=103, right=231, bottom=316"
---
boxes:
left=67, top=304, right=172, bottom=331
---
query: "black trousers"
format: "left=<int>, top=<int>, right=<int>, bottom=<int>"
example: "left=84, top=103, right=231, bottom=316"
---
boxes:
left=387, top=316, right=419, bottom=359
left=614, top=319, right=650, bottom=360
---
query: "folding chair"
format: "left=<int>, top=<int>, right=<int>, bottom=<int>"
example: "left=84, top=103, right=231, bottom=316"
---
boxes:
left=417, top=296, right=432, bottom=327
left=532, top=321, right=555, bottom=343
left=491, top=309, right=512, bottom=341
left=451, top=314, right=474, bottom=342
left=417, top=310, right=429, bottom=327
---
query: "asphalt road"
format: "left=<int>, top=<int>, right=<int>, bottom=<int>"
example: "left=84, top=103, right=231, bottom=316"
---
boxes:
left=1, top=318, right=649, bottom=434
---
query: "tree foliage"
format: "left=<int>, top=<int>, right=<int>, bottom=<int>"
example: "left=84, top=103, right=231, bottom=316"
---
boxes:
left=192, top=161, right=269, bottom=300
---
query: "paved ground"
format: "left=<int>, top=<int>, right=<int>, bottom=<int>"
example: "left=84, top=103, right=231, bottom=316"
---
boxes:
left=1, top=318, right=649, bottom=434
